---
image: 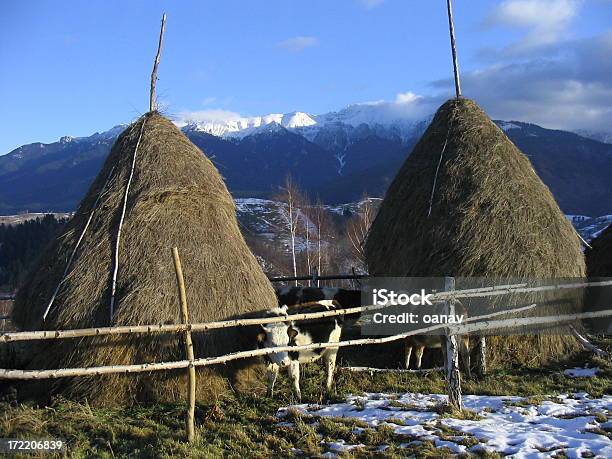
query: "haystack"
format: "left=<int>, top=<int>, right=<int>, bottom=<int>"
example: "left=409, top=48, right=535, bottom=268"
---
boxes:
left=12, top=112, right=277, bottom=404
left=365, top=98, right=586, bottom=366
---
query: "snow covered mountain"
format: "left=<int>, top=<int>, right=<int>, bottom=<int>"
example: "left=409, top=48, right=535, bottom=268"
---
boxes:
left=573, top=129, right=612, bottom=145
left=2, top=103, right=612, bottom=216
left=180, top=103, right=431, bottom=144
left=181, top=112, right=317, bottom=138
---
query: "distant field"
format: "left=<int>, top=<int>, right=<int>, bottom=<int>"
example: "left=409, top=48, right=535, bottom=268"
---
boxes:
left=0, top=212, right=73, bottom=226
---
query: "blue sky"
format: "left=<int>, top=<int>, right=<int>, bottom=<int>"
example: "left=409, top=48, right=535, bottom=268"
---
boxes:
left=0, top=0, right=611, bottom=153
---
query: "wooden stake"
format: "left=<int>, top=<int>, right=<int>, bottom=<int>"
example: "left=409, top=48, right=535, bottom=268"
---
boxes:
left=150, top=13, right=167, bottom=112
left=475, top=336, right=487, bottom=377
left=446, top=0, right=462, bottom=98
left=172, top=247, right=196, bottom=443
left=444, top=276, right=462, bottom=411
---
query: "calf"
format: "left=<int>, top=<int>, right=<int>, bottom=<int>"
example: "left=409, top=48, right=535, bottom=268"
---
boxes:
left=404, top=335, right=471, bottom=377
left=257, top=300, right=343, bottom=400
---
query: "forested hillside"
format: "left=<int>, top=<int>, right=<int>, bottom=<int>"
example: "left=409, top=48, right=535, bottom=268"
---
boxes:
left=0, top=215, right=67, bottom=290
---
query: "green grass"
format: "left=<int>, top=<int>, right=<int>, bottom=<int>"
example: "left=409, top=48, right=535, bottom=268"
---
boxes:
left=0, top=348, right=610, bottom=458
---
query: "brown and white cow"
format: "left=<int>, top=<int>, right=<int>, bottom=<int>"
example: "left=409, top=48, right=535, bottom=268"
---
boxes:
left=257, top=300, right=343, bottom=400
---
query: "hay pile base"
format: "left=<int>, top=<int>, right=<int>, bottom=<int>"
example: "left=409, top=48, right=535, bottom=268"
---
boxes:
left=365, top=98, right=586, bottom=367
left=12, top=113, right=277, bottom=405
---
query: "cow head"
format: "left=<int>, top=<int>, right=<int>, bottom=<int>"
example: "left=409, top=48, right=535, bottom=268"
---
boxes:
left=257, top=305, right=294, bottom=367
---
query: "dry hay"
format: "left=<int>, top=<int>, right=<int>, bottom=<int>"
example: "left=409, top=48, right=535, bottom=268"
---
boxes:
left=365, top=98, right=586, bottom=367
left=11, top=112, right=277, bottom=405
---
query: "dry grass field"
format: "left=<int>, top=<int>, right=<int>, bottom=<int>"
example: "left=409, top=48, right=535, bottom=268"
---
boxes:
left=0, top=338, right=609, bottom=458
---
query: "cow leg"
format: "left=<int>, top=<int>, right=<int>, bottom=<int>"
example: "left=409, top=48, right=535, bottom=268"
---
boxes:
left=266, top=363, right=279, bottom=397
left=415, top=345, right=425, bottom=369
left=459, top=337, right=471, bottom=378
left=288, top=360, right=301, bottom=401
left=324, top=351, right=338, bottom=393
left=404, top=340, right=413, bottom=369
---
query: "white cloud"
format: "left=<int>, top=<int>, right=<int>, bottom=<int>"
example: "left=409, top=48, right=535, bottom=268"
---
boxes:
left=353, top=91, right=440, bottom=123
left=358, top=0, right=384, bottom=8
left=431, top=31, right=612, bottom=134
left=395, top=91, right=422, bottom=104
left=277, top=36, right=319, bottom=52
left=174, top=109, right=243, bottom=127
left=487, top=0, right=582, bottom=50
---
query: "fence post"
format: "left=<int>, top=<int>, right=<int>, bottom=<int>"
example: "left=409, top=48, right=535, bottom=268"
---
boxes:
left=475, top=336, right=487, bottom=377
left=444, top=276, right=462, bottom=410
left=172, top=247, right=196, bottom=443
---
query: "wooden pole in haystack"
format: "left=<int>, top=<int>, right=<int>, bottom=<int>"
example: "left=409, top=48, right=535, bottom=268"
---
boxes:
left=172, top=247, right=197, bottom=443
left=446, top=0, right=462, bottom=98
left=150, top=13, right=167, bottom=112
left=444, top=276, right=462, bottom=411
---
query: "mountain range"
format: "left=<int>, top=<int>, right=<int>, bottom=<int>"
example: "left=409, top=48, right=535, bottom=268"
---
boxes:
left=1, top=103, right=611, bottom=216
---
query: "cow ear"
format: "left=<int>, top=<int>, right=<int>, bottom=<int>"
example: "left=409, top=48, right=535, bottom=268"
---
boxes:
left=257, top=331, right=266, bottom=343
left=287, top=326, right=298, bottom=340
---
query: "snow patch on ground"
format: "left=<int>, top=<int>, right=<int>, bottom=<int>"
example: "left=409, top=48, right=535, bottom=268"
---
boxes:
left=564, top=367, right=601, bottom=378
left=279, top=392, right=612, bottom=458
left=323, top=439, right=365, bottom=453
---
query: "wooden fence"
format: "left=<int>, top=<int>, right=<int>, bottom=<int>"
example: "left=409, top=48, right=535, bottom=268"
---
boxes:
left=1, top=256, right=611, bottom=441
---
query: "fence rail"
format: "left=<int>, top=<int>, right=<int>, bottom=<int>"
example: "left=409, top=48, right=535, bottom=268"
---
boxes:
left=3, top=279, right=611, bottom=344
left=1, top=269, right=611, bottom=434
left=268, top=273, right=369, bottom=283
left=2, top=308, right=609, bottom=381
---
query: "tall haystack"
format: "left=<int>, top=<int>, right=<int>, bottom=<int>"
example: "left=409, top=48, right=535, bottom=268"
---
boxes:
left=365, top=98, right=586, bottom=366
left=12, top=112, right=277, bottom=404
left=586, top=224, right=612, bottom=277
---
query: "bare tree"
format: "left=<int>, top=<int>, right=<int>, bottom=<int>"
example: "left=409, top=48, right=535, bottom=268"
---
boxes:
left=275, top=176, right=302, bottom=285
left=315, top=199, right=323, bottom=285
left=309, top=198, right=332, bottom=284
left=301, top=193, right=313, bottom=283
left=346, top=195, right=378, bottom=271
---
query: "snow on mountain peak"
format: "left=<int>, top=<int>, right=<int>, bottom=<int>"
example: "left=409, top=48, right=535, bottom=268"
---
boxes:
left=179, top=111, right=317, bottom=139
left=281, top=112, right=317, bottom=128
left=177, top=102, right=433, bottom=141
left=499, top=122, right=522, bottom=132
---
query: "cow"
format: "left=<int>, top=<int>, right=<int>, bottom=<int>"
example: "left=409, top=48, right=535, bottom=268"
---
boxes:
left=276, top=286, right=361, bottom=309
left=403, top=301, right=471, bottom=376
left=257, top=300, right=343, bottom=400
left=404, top=335, right=471, bottom=377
